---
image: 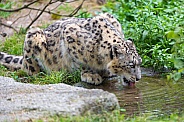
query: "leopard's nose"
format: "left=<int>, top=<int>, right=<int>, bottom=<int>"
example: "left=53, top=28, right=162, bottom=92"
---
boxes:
left=136, top=77, right=141, bottom=81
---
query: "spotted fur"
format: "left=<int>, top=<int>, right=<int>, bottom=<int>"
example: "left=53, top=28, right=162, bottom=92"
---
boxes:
left=0, top=13, right=142, bottom=86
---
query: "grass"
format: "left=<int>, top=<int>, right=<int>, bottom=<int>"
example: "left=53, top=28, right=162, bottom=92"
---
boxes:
left=0, top=31, right=24, bottom=55
left=18, top=70, right=81, bottom=85
left=0, top=1, right=13, bottom=18
left=35, top=111, right=184, bottom=122
left=0, top=65, right=81, bottom=85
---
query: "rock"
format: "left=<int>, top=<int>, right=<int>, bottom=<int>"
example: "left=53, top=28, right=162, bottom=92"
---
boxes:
left=0, top=76, right=119, bottom=121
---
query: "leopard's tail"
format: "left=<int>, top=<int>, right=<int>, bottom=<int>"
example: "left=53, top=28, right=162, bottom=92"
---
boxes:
left=0, top=52, right=23, bottom=71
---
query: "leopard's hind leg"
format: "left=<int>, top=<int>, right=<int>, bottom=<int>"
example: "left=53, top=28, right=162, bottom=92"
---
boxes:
left=22, top=27, right=48, bottom=75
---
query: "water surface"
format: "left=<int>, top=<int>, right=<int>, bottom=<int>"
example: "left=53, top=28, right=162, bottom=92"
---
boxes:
left=76, top=77, right=184, bottom=116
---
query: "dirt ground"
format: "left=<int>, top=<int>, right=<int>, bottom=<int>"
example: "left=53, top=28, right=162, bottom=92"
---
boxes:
left=0, top=0, right=104, bottom=40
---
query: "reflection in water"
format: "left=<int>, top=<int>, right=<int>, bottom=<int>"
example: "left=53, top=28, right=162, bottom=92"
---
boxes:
left=75, top=77, right=184, bottom=116
left=136, top=77, right=184, bottom=116
left=114, top=85, right=143, bottom=116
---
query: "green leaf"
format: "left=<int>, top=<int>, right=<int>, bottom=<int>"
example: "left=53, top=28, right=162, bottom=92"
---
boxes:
left=164, top=9, right=174, bottom=13
left=174, top=59, right=184, bottom=69
left=120, top=108, right=126, bottom=112
left=173, top=72, right=181, bottom=81
left=178, top=68, right=184, bottom=73
left=142, top=30, right=149, bottom=41
left=165, top=31, right=180, bottom=40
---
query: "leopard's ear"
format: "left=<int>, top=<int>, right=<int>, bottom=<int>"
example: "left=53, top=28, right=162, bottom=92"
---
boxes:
left=127, top=38, right=134, bottom=42
left=126, top=38, right=136, bottom=50
left=110, top=44, right=121, bottom=59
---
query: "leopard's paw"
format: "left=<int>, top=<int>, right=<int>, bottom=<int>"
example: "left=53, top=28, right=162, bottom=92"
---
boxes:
left=81, top=71, right=103, bottom=85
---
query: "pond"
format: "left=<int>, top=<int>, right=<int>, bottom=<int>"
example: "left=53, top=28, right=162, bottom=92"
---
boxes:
left=75, top=76, right=184, bottom=116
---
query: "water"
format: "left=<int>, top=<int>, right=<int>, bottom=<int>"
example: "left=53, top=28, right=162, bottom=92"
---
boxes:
left=75, top=77, right=184, bottom=116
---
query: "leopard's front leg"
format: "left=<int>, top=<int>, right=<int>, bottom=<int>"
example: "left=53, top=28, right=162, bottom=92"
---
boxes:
left=81, top=70, right=103, bottom=85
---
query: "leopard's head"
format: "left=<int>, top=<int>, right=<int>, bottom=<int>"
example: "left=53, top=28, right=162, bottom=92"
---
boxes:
left=107, top=39, right=142, bottom=86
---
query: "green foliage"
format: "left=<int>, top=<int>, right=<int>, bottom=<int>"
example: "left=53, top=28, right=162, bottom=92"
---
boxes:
left=16, top=70, right=81, bottom=85
left=0, top=1, right=13, bottom=18
left=167, top=29, right=184, bottom=81
left=0, top=32, right=25, bottom=55
left=76, top=11, right=93, bottom=18
left=102, top=0, right=184, bottom=71
left=31, top=70, right=81, bottom=85
left=0, top=65, right=8, bottom=76
left=0, top=64, right=81, bottom=85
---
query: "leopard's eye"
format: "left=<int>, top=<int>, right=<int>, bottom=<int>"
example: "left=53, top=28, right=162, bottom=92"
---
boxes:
left=130, top=65, right=135, bottom=68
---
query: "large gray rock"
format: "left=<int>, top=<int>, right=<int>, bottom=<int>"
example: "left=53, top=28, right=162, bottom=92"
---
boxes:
left=0, top=76, right=119, bottom=121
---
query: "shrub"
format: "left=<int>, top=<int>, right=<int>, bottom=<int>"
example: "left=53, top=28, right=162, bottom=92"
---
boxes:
left=102, top=0, right=183, bottom=72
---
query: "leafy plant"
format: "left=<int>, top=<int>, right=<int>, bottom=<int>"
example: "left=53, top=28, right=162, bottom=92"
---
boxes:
left=76, top=11, right=93, bottom=18
left=167, top=28, right=184, bottom=81
left=102, top=0, right=184, bottom=72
